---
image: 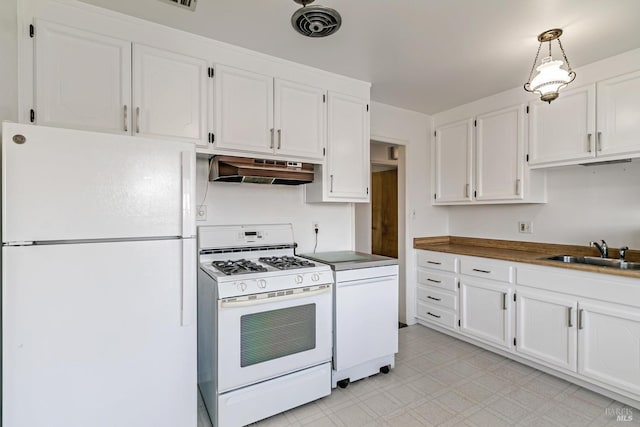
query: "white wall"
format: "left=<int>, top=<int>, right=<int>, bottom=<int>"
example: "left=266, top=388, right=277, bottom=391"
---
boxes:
left=370, top=102, right=447, bottom=325
left=448, top=161, right=640, bottom=248
left=195, top=159, right=354, bottom=254
left=1, top=0, right=18, bottom=123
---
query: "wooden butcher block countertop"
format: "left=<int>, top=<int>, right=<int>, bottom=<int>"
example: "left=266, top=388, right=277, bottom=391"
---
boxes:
left=414, top=236, right=640, bottom=279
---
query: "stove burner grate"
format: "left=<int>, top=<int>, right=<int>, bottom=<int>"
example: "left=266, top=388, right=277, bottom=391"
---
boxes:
left=211, top=259, right=268, bottom=275
left=258, top=256, right=316, bottom=270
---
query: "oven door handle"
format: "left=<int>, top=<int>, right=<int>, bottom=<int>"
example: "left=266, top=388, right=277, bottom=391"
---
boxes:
left=219, top=285, right=331, bottom=308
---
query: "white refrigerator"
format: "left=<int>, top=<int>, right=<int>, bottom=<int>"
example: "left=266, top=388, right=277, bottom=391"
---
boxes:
left=2, top=122, right=197, bottom=427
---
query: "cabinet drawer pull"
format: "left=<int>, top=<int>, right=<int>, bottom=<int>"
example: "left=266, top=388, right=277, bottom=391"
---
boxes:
left=427, top=312, right=441, bottom=319
left=568, top=307, right=573, bottom=328
left=427, top=296, right=441, bottom=302
left=270, top=128, right=274, bottom=149
left=426, top=278, right=441, bottom=284
left=277, top=129, right=282, bottom=149
left=502, top=293, right=507, bottom=310
left=578, top=309, right=584, bottom=330
left=426, top=261, right=442, bottom=265
left=472, top=268, right=491, bottom=274
left=123, top=105, right=128, bottom=132
left=135, top=107, right=140, bottom=133
left=587, top=133, right=592, bottom=153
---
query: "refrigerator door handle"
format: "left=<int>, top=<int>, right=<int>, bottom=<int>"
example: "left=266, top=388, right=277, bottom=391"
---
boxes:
left=181, top=239, right=196, bottom=327
left=181, top=151, right=195, bottom=238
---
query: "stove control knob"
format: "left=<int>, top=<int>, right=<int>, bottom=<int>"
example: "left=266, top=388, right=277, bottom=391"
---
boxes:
left=312, top=273, right=320, bottom=282
left=295, top=275, right=304, bottom=284
left=237, top=282, right=247, bottom=292
left=257, top=279, right=267, bottom=289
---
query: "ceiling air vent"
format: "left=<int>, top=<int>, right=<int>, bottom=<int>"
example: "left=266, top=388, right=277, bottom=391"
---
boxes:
left=158, top=0, right=196, bottom=12
left=291, top=0, right=341, bottom=38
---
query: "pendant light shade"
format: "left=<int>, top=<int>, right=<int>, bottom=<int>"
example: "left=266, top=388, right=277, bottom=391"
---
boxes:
left=524, top=29, right=576, bottom=103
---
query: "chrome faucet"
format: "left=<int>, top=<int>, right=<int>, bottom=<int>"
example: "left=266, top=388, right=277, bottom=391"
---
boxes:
left=590, top=240, right=608, bottom=258
left=619, top=246, right=629, bottom=261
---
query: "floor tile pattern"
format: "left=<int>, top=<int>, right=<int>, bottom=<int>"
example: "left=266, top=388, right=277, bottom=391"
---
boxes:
left=198, top=325, right=639, bottom=426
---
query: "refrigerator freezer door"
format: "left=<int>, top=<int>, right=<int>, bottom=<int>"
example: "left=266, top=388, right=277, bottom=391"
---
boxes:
left=2, top=122, right=196, bottom=243
left=2, top=239, right=197, bottom=427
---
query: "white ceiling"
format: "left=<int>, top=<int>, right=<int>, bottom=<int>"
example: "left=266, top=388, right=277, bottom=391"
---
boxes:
left=79, top=0, right=640, bottom=115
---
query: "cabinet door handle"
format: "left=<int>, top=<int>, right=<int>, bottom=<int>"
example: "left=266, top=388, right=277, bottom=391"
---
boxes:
left=465, top=183, right=470, bottom=198
left=330, top=174, right=334, bottom=193
left=472, top=268, right=491, bottom=274
left=270, top=128, right=274, bottom=149
left=277, top=129, right=281, bottom=149
left=515, top=179, right=521, bottom=196
left=502, top=293, right=507, bottom=310
left=427, top=296, right=441, bottom=302
left=426, top=278, right=441, bottom=284
left=578, top=309, right=584, bottom=330
left=427, top=312, right=441, bottom=319
left=596, top=132, right=602, bottom=152
left=587, top=133, right=592, bottom=153
left=567, top=307, right=573, bottom=328
left=426, top=261, right=441, bottom=265
left=123, top=105, right=128, bottom=132
left=135, top=107, right=140, bottom=133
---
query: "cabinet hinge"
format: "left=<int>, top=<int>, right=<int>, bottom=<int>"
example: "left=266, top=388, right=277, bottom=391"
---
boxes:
left=513, top=293, right=517, bottom=302
left=434, top=131, right=436, bottom=137
left=323, top=94, right=326, bottom=103
left=526, top=154, right=529, bottom=162
left=513, top=337, right=517, bottom=346
left=207, top=67, right=214, bottom=78
left=457, top=281, right=460, bottom=289
left=323, top=147, right=326, bottom=156
left=366, top=104, right=369, bottom=112
left=208, top=133, right=215, bottom=143
left=473, top=190, right=477, bottom=198
left=526, top=106, right=529, bottom=114
left=29, top=24, right=34, bottom=38
left=458, top=319, right=461, bottom=327
left=366, top=187, right=369, bottom=195
left=474, top=119, right=477, bottom=127
left=434, top=193, right=436, bottom=200
left=30, top=109, right=35, bottom=123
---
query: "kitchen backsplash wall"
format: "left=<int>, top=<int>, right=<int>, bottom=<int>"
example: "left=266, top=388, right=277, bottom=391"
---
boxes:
left=448, top=161, right=640, bottom=247
left=195, top=159, right=354, bottom=254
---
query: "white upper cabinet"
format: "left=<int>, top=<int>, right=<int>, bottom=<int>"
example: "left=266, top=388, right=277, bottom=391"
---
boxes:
left=475, top=105, right=525, bottom=201
left=528, top=84, right=596, bottom=166
left=596, top=70, right=640, bottom=158
left=34, top=20, right=131, bottom=135
left=528, top=69, right=640, bottom=167
left=433, top=119, right=473, bottom=203
left=214, top=65, right=326, bottom=161
left=306, top=92, right=369, bottom=202
left=133, top=45, right=209, bottom=146
left=214, top=65, right=274, bottom=154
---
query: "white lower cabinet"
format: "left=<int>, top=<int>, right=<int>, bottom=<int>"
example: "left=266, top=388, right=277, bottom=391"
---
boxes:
left=515, top=289, right=577, bottom=372
left=416, top=251, right=458, bottom=330
left=578, top=300, right=640, bottom=397
left=459, top=278, right=512, bottom=349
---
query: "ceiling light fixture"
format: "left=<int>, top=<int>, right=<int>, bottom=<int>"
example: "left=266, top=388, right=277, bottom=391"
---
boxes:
left=524, top=29, right=576, bottom=103
left=291, top=0, right=342, bottom=38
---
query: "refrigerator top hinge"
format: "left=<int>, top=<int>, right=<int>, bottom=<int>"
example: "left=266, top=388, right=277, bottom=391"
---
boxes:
left=29, top=24, right=34, bottom=38
left=7, top=241, right=35, bottom=246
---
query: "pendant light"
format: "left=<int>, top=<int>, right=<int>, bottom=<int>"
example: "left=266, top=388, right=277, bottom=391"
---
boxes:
left=524, top=29, right=576, bottom=103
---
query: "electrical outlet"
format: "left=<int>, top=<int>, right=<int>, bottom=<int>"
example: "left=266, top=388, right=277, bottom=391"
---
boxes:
left=518, top=221, right=533, bottom=233
left=196, top=205, right=207, bottom=221
left=312, top=221, right=320, bottom=231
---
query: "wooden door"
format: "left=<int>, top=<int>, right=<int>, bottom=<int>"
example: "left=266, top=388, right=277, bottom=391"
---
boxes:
left=371, top=168, right=397, bottom=258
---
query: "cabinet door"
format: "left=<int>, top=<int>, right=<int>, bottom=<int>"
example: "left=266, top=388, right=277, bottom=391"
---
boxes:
left=214, top=65, right=273, bottom=154
left=528, top=84, right=596, bottom=166
left=34, top=20, right=131, bottom=134
left=578, top=300, right=640, bottom=398
left=274, top=79, right=325, bottom=160
left=133, top=45, right=209, bottom=146
left=475, top=105, right=525, bottom=201
left=434, top=119, right=473, bottom=203
left=326, top=92, right=369, bottom=201
left=515, top=289, right=577, bottom=372
left=460, top=279, right=512, bottom=349
left=596, top=70, right=640, bottom=158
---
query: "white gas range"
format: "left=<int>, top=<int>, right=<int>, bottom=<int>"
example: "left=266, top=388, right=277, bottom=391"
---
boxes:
left=197, top=224, right=333, bottom=427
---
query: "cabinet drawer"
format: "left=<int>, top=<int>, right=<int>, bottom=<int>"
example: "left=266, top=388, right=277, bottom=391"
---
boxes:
left=417, top=285, right=457, bottom=310
left=460, top=258, right=513, bottom=283
left=417, top=270, right=457, bottom=292
left=417, top=302, right=457, bottom=329
left=417, top=251, right=457, bottom=272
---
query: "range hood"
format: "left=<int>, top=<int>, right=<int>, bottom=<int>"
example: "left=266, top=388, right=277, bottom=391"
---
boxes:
left=209, top=156, right=315, bottom=185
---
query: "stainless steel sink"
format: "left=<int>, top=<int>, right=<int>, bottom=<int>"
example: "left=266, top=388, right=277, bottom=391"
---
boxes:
left=545, top=255, right=640, bottom=270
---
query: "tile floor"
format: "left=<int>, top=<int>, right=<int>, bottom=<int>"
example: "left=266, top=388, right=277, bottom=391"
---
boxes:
left=198, top=325, right=639, bottom=426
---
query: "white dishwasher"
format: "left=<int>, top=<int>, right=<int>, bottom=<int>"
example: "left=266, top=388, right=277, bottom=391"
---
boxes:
left=299, top=251, right=399, bottom=388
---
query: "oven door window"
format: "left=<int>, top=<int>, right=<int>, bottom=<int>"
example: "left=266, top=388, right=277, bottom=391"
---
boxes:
left=240, top=303, right=316, bottom=367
